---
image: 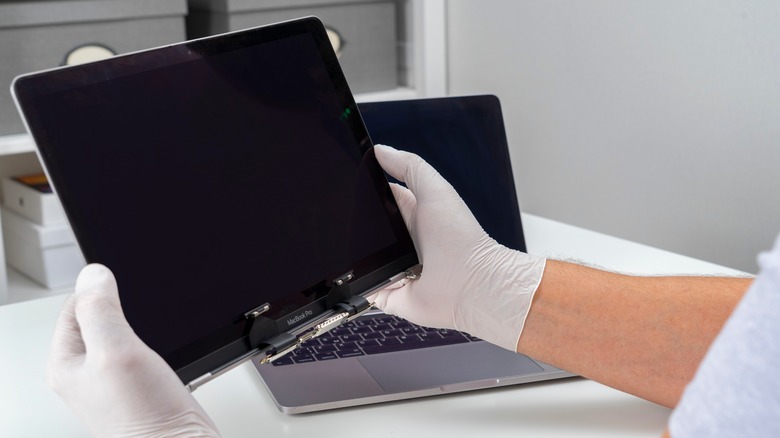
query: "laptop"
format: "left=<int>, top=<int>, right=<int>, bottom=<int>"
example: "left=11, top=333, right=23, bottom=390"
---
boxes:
left=253, top=95, right=573, bottom=413
left=11, top=18, right=420, bottom=389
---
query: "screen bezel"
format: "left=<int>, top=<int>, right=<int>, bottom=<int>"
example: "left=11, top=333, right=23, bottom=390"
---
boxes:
left=12, top=17, right=418, bottom=383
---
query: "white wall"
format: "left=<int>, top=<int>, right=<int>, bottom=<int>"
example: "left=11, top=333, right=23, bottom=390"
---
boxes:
left=446, top=0, right=780, bottom=273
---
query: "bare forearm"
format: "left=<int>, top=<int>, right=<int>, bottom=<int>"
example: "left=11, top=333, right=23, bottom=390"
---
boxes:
left=517, top=260, right=751, bottom=408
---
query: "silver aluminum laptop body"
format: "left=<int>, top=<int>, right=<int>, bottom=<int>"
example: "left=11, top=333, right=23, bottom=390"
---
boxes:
left=253, top=95, right=574, bottom=414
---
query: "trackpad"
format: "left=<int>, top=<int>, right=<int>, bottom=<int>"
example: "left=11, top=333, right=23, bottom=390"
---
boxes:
left=358, top=342, right=543, bottom=393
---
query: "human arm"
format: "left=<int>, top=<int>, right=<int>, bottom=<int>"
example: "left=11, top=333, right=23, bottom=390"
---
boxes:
left=371, top=144, right=749, bottom=409
left=520, top=260, right=749, bottom=408
left=47, top=264, right=221, bottom=438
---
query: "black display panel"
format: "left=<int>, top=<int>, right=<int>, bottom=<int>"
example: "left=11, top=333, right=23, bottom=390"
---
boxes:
left=13, top=18, right=416, bottom=377
left=359, top=95, right=527, bottom=253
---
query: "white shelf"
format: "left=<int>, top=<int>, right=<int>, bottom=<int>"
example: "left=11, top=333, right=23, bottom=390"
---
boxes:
left=0, top=134, right=50, bottom=306
left=355, top=86, right=418, bottom=103
left=0, top=133, right=35, bottom=156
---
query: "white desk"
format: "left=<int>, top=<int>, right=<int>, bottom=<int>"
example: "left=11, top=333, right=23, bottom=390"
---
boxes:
left=0, top=214, right=745, bottom=437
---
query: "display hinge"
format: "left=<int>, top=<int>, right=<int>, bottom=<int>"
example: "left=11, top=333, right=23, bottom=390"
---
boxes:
left=405, top=264, right=422, bottom=280
left=258, top=296, right=374, bottom=365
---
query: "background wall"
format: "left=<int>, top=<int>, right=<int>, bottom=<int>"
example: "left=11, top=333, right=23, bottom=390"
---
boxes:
left=446, top=0, right=780, bottom=273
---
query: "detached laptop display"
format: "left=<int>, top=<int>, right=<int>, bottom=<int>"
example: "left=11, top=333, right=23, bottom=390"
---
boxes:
left=11, top=17, right=417, bottom=387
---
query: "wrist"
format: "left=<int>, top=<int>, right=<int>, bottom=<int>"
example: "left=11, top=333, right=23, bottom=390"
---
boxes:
left=455, top=243, right=546, bottom=351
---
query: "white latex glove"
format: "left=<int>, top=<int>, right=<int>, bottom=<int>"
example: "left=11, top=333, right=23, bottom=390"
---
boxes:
left=47, top=264, right=221, bottom=438
left=371, top=145, right=547, bottom=352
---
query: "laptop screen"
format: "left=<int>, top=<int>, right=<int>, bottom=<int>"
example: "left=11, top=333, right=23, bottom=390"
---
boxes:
left=359, top=95, right=526, bottom=252
left=13, top=18, right=416, bottom=379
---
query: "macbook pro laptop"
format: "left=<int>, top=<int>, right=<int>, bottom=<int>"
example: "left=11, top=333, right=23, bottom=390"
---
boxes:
left=12, top=18, right=420, bottom=390
left=253, top=95, right=573, bottom=413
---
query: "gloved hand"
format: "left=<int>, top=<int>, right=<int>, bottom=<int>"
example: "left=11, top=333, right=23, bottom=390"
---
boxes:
left=47, top=264, right=221, bottom=438
left=371, top=145, right=547, bottom=352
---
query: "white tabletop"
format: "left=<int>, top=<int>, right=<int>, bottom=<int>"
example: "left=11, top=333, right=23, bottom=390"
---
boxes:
left=0, top=214, right=744, bottom=437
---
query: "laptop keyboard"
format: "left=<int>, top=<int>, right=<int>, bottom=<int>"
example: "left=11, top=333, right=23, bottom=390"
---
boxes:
left=270, top=314, right=480, bottom=366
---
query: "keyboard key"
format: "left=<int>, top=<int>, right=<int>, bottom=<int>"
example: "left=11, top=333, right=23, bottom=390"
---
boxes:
left=271, top=356, right=294, bottom=366
left=379, top=329, right=403, bottom=338
left=292, top=355, right=316, bottom=364
left=336, top=348, right=364, bottom=358
left=351, top=325, right=375, bottom=334
left=377, top=337, right=402, bottom=346
left=339, top=334, right=363, bottom=343
left=294, top=347, right=315, bottom=355
left=401, top=327, right=424, bottom=335
left=374, top=316, right=396, bottom=324
left=421, top=326, right=445, bottom=333
left=335, top=341, right=356, bottom=350
left=357, top=339, right=380, bottom=348
left=313, top=352, right=338, bottom=361
left=330, top=327, right=352, bottom=336
left=391, top=321, right=413, bottom=329
left=418, top=332, right=443, bottom=342
left=314, top=344, right=338, bottom=353
left=319, top=336, right=342, bottom=344
left=362, top=331, right=384, bottom=340
left=299, top=338, right=321, bottom=348
left=439, top=329, right=467, bottom=339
